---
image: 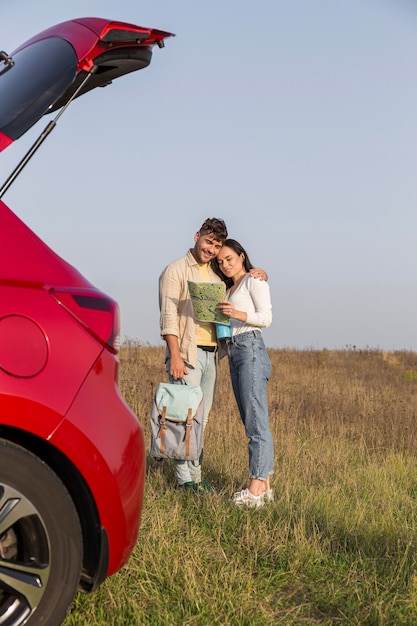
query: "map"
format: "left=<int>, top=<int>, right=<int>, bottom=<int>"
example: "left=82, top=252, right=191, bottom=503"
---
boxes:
left=187, top=281, right=230, bottom=324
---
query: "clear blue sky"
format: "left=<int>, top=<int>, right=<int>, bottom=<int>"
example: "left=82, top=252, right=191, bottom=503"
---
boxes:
left=2, top=1, right=417, bottom=350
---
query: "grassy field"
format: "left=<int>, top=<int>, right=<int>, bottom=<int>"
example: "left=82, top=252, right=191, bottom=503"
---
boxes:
left=63, top=344, right=417, bottom=625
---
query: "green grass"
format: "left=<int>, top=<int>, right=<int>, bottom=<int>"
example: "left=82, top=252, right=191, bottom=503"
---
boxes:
left=63, top=346, right=417, bottom=625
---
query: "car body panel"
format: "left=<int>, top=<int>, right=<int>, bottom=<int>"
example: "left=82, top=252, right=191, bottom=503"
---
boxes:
left=0, top=201, right=102, bottom=419
left=49, top=349, right=146, bottom=574
left=0, top=199, right=95, bottom=285
left=0, top=196, right=142, bottom=573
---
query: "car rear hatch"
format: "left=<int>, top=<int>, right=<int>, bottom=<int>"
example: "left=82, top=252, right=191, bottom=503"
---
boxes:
left=0, top=17, right=173, bottom=152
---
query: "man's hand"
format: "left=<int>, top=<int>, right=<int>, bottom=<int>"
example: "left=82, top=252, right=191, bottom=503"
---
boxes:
left=169, top=354, right=189, bottom=380
left=249, top=268, right=268, bottom=281
left=165, top=335, right=188, bottom=380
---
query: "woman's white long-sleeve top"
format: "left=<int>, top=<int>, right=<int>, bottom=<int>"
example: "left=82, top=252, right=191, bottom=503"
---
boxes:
left=228, top=274, right=272, bottom=336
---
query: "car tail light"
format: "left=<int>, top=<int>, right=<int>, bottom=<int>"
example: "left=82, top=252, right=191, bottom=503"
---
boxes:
left=50, top=288, right=120, bottom=353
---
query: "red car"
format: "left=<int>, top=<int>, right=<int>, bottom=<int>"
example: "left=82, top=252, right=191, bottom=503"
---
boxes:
left=0, top=17, right=173, bottom=625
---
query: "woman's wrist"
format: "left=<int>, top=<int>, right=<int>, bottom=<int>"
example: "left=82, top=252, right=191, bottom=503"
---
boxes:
left=231, top=309, right=247, bottom=323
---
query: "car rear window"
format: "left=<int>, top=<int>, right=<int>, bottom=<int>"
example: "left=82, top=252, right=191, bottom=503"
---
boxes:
left=0, top=37, right=77, bottom=142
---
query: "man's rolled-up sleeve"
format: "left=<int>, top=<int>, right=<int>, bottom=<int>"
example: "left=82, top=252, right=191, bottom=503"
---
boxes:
left=159, top=266, right=180, bottom=337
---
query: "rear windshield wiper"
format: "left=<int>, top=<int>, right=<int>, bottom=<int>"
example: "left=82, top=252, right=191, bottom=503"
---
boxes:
left=0, top=51, right=14, bottom=76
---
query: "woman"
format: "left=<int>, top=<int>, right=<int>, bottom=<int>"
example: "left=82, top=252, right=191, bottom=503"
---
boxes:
left=213, top=239, right=274, bottom=508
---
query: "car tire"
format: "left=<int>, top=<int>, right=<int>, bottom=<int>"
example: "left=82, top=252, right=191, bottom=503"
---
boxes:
left=0, top=439, right=83, bottom=625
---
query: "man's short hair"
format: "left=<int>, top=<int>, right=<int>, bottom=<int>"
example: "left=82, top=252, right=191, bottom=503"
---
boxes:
left=199, top=218, right=228, bottom=242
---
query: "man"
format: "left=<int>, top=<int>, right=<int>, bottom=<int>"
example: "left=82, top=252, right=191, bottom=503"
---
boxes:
left=159, top=218, right=227, bottom=492
left=159, top=218, right=266, bottom=492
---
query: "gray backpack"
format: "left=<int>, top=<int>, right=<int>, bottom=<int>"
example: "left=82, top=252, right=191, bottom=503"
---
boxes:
left=150, top=382, right=204, bottom=461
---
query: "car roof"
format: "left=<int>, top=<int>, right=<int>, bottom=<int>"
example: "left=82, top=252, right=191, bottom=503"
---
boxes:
left=0, top=17, right=174, bottom=152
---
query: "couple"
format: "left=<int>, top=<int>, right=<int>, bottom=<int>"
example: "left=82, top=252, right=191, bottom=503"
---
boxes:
left=159, top=218, right=274, bottom=508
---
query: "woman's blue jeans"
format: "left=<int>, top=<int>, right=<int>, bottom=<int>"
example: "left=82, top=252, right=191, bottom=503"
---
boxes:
left=227, top=330, right=274, bottom=481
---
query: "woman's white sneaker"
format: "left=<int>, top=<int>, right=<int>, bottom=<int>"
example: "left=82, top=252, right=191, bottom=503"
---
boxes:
left=232, top=488, right=266, bottom=509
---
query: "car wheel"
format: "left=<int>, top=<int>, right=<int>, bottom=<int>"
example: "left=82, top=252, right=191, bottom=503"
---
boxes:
left=0, top=440, right=83, bottom=625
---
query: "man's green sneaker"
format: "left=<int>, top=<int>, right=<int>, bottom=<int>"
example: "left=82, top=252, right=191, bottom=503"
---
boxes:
left=179, top=480, right=214, bottom=495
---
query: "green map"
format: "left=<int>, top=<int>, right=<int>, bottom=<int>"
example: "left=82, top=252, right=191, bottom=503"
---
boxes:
left=188, top=281, right=230, bottom=324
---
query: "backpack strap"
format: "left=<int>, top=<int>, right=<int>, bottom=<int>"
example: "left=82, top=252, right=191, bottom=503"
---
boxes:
left=159, top=406, right=167, bottom=455
left=185, top=407, right=193, bottom=457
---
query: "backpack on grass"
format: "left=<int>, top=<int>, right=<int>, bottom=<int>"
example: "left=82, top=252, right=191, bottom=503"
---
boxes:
left=150, top=382, right=204, bottom=461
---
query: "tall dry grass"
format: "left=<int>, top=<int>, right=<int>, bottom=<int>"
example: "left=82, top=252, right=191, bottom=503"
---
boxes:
left=64, top=344, right=417, bottom=625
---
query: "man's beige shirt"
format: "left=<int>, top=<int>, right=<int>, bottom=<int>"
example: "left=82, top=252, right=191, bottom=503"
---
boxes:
left=159, top=250, right=222, bottom=368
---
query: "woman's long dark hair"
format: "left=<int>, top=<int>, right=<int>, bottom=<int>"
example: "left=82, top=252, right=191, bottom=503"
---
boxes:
left=212, top=239, right=254, bottom=289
